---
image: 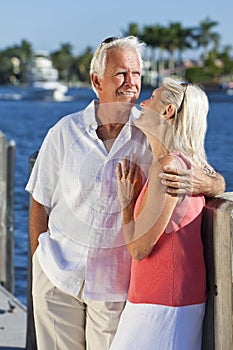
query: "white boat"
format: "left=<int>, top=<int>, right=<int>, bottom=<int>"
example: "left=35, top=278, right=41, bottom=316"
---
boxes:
left=24, top=52, right=71, bottom=101
left=226, top=88, right=233, bottom=96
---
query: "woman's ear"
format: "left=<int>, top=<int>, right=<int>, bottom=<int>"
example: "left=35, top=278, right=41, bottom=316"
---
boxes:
left=164, top=104, right=176, bottom=120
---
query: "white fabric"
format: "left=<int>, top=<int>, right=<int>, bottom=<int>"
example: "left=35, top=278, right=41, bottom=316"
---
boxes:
left=26, top=100, right=152, bottom=300
left=110, top=301, right=205, bottom=350
left=32, top=254, right=125, bottom=350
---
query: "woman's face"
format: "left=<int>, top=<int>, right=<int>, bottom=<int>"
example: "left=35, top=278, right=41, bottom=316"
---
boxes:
left=140, top=86, right=166, bottom=114
left=135, top=86, right=167, bottom=133
left=135, top=86, right=173, bottom=152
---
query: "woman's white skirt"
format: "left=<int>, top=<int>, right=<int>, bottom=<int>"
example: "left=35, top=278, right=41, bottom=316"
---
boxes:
left=110, top=301, right=205, bottom=350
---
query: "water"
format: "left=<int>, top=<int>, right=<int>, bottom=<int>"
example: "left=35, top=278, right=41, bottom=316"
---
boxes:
left=0, top=86, right=232, bottom=306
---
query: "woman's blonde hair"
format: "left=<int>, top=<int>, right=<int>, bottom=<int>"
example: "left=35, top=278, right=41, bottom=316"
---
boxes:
left=161, top=77, right=215, bottom=174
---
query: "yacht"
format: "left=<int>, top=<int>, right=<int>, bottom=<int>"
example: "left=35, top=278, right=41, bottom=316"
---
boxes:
left=24, top=52, right=70, bottom=101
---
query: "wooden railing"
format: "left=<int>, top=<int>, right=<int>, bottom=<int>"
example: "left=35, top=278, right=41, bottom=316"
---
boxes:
left=202, top=192, right=233, bottom=349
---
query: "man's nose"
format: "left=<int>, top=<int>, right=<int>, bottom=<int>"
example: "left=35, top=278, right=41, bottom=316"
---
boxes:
left=124, top=73, right=134, bottom=85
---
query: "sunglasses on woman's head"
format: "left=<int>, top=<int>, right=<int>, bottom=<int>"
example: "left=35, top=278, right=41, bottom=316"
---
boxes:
left=177, top=83, right=189, bottom=113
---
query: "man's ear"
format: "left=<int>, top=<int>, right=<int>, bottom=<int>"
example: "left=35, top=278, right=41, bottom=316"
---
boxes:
left=164, top=104, right=176, bottom=120
left=91, top=73, right=102, bottom=91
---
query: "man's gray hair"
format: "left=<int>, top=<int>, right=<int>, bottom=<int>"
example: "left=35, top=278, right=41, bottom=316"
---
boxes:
left=90, top=36, right=145, bottom=94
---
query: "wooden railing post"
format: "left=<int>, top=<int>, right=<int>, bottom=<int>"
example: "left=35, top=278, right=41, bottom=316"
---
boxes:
left=202, top=192, right=233, bottom=349
left=0, top=131, right=7, bottom=287
left=0, top=132, right=15, bottom=293
left=6, top=140, right=16, bottom=293
left=26, top=151, right=38, bottom=350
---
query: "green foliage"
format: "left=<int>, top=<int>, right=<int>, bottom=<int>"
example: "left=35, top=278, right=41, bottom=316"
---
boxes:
left=0, top=18, right=232, bottom=87
left=124, top=18, right=233, bottom=85
left=185, top=67, right=215, bottom=83
left=0, top=39, right=33, bottom=84
left=75, top=47, right=93, bottom=83
left=50, top=43, right=75, bottom=82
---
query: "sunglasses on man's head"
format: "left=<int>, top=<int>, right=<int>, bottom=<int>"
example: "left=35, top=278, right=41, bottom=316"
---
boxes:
left=101, top=37, right=119, bottom=45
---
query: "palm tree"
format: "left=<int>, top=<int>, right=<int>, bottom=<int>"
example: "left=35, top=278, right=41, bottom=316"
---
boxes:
left=76, top=47, right=93, bottom=83
left=141, top=24, right=162, bottom=85
left=176, top=26, right=193, bottom=65
left=164, top=22, right=192, bottom=73
left=19, top=40, right=33, bottom=81
left=123, top=22, right=141, bottom=38
left=51, top=43, right=75, bottom=82
left=192, top=17, right=220, bottom=59
left=217, top=45, right=233, bottom=77
left=142, top=24, right=161, bottom=62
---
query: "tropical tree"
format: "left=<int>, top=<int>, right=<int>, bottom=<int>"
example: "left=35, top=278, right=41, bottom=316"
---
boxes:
left=162, top=22, right=192, bottom=73
left=0, top=51, right=14, bottom=84
left=0, top=39, right=33, bottom=84
left=17, top=39, right=33, bottom=83
left=51, top=43, right=75, bottom=82
left=216, top=45, right=233, bottom=78
left=75, top=46, right=93, bottom=83
left=141, top=24, right=161, bottom=65
left=123, top=22, right=141, bottom=38
left=192, top=17, right=220, bottom=59
left=175, top=26, right=193, bottom=65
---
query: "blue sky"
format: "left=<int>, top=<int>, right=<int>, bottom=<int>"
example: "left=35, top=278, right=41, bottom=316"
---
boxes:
left=1, top=0, right=232, bottom=58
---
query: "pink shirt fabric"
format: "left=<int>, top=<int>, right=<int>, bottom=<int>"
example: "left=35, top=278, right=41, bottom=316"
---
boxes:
left=128, top=152, right=206, bottom=306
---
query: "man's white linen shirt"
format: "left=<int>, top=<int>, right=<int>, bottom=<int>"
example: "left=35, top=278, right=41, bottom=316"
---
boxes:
left=26, top=100, right=152, bottom=301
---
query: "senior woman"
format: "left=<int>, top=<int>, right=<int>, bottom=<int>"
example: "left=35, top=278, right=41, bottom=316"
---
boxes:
left=110, top=78, right=215, bottom=349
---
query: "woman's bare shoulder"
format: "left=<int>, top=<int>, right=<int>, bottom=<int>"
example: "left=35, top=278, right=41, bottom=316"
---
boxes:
left=150, top=154, right=182, bottom=173
left=158, top=153, right=185, bottom=171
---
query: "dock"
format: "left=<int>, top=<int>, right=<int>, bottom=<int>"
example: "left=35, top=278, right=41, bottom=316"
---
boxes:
left=0, top=284, right=26, bottom=349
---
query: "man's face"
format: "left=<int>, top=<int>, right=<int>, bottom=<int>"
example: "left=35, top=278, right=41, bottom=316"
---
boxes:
left=95, top=48, right=142, bottom=105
